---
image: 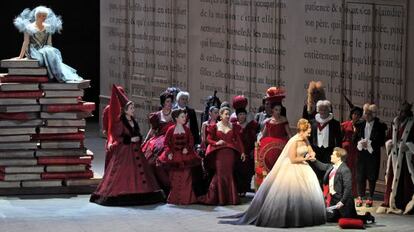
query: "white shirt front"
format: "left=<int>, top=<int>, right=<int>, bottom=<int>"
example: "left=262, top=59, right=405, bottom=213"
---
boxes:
left=329, top=162, right=342, bottom=195
left=364, top=120, right=374, bottom=140
left=315, top=113, right=333, bottom=148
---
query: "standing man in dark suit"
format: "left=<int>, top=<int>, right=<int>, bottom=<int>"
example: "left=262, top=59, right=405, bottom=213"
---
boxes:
left=309, top=100, right=342, bottom=184
left=310, top=147, right=375, bottom=224
left=174, top=91, right=200, bottom=145
left=353, top=103, right=387, bottom=207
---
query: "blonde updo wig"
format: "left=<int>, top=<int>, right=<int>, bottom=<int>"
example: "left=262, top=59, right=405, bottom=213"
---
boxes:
left=297, top=118, right=311, bottom=133
left=219, top=106, right=231, bottom=115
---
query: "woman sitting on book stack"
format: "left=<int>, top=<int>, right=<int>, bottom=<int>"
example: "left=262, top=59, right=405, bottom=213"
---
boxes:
left=13, top=6, right=82, bottom=83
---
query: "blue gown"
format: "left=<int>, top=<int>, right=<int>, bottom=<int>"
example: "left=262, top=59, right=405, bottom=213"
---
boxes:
left=27, top=27, right=82, bottom=83
left=14, top=7, right=82, bottom=83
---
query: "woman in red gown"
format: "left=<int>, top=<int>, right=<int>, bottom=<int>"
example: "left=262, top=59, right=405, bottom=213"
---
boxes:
left=199, top=107, right=246, bottom=205
left=255, top=87, right=291, bottom=188
left=231, top=95, right=259, bottom=196
left=158, top=109, right=201, bottom=204
left=341, top=104, right=363, bottom=197
left=90, top=85, right=165, bottom=206
left=200, top=106, right=219, bottom=155
left=142, top=91, right=175, bottom=194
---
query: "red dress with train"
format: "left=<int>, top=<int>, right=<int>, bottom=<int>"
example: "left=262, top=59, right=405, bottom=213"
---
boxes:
left=199, top=123, right=244, bottom=205
left=341, top=120, right=358, bottom=197
left=158, top=125, right=201, bottom=204
left=90, top=117, right=165, bottom=205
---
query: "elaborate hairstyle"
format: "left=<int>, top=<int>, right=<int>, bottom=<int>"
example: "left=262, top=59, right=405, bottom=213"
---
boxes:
left=159, top=91, right=174, bottom=107
left=14, top=6, right=62, bottom=35
left=220, top=101, right=230, bottom=108
left=316, top=100, right=331, bottom=112
left=34, top=6, right=50, bottom=16
left=219, top=106, right=231, bottom=115
left=209, top=105, right=218, bottom=112
left=176, top=91, right=190, bottom=101
left=202, top=90, right=221, bottom=122
left=333, top=147, right=348, bottom=161
left=297, top=118, right=310, bottom=133
left=307, top=81, right=326, bottom=113
left=171, top=108, right=187, bottom=122
left=166, top=87, right=181, bottom=96
left=363, top=103, right=377, bottom=116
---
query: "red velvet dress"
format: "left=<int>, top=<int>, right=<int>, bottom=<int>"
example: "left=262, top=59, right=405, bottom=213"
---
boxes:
left=90, top=117, right=165, bottom=206
left=141, top=111, right=174, bottom=192
left=236, top=120, right=259, bottom=193
left=158, top=125, right=201, bottom=204
left=255, top=120, right=289, bottom=188
left=341, top=120, right=358, bottom=197
left=199, top=123, right=244, bottom=205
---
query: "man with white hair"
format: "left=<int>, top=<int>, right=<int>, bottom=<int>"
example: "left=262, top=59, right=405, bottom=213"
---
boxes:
left=377, top=101, right=414, bottom=214
left=309, top=100, right=342, bottom=185
left=353, top=103, right=387, bottom=207
left=174, top=91, right=200, bottom=145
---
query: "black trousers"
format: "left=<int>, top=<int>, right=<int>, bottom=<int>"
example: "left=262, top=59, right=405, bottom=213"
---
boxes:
left=328, top=194, right=368, bottom=223
left=356, top=150, right=381, bottom=197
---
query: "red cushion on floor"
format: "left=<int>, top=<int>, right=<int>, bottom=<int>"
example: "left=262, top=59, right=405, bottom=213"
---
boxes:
left=338, top=218, right=364, bottom=229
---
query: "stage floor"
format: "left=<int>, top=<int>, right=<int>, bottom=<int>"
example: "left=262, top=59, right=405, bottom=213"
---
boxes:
left=1, top=122, right=413, bottom=232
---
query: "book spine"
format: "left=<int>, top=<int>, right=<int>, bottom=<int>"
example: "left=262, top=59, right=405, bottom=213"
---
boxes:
left=37, top=156, right=92, bottom=165
left=42, top=102, right=96, bottom=113
left=1, top=76, right=49, bottom=83
left=32, top=132, right=85, bottom=141
left=41, top=170, right=93, bottom=180
left=0, top=91, right=43, bottom=98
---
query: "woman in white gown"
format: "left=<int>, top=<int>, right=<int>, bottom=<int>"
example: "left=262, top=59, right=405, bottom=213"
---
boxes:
left=220, top=119, right=326, bottom=228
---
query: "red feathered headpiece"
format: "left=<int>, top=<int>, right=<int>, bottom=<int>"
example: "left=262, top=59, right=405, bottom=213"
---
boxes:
left=265, top=87, right=285, bottom=104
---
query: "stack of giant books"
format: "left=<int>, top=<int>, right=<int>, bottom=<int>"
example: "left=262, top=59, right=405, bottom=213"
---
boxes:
left=0, top=59, right=100, bottom=195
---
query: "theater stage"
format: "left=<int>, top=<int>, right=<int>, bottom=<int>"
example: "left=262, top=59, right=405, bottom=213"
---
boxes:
left=1, top=123, right=413, bottom=232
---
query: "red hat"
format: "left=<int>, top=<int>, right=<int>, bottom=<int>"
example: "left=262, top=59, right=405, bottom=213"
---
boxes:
left=232, top=95, right=248, bottom=110
left=107, top=85, right=131, bottom=147
left=114, top=85, right=130, bottom=108
left=232, top=95, right=248, bottom=115
left=265, top=87, right=285, bottom=104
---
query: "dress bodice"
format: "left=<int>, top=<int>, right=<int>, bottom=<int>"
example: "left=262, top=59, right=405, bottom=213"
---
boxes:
left=264, top=121, right=289, bottom=139
left=171, top=133, right=187, bottom=151
left=29, top=30, right=50, bottom=49
left=216, top=129, right=238, bottom=144
left=296, top=145, right=308, bottom=158
left=149, top=111, right=174, bottom=136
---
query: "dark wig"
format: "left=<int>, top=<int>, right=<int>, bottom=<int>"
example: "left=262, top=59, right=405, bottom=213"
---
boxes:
left=160, top=91, right=174, bottom=107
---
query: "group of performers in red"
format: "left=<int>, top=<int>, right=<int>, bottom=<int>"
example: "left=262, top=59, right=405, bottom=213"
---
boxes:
left=90, top=81, right=414, bottom=228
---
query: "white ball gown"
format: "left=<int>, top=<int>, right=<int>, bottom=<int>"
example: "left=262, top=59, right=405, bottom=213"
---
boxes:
left=220, top=134, right=326, bottom=228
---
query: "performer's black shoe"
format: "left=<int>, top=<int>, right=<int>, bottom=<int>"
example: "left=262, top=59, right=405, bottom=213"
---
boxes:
left=364, top=212, right=375, bottom=223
